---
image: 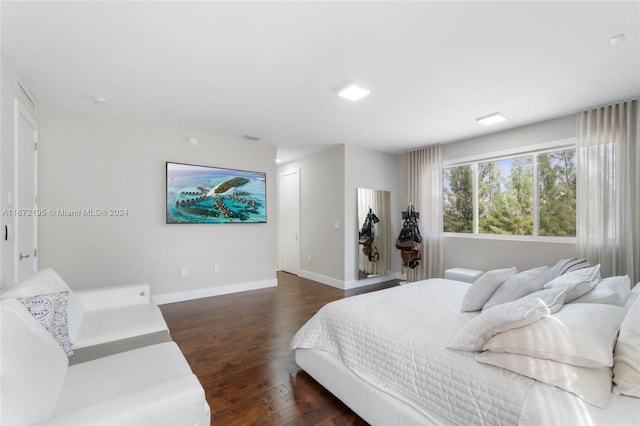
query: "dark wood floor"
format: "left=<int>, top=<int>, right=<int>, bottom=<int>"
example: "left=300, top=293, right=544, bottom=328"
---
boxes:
left=160, top=272, right=399, bottom=425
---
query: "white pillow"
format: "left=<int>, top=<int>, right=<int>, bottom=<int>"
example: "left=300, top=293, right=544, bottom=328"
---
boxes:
left=613, top=293, right=640, bottom=397
left=571, top=275, right=631, bottom=306
left=475, top=352, right=613, bottom=408
left=461, top=267, right=517, bottom=312
left=483, top=266, right=548, bottom=310
left=1, top=268, right=83, bottom=343
left=624, top=283, right=640, bottom=311
left=483, top=303, right=626, bottom=368
left=0, top=299, right=68, bottom=425
left=544, top=257, right=576, bottom=283
left=18, top=291, right=74, bottom=357
left=449, top=287, right=567, bottom=352
left=543, top=264, right=601, bottom=302
left=560, top=258, right=591, bottom=275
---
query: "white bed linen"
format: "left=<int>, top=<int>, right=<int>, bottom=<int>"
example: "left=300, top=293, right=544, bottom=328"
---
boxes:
left=520, top=381, right=640, bottom=426
left=290, top=278, right=535, bottom=425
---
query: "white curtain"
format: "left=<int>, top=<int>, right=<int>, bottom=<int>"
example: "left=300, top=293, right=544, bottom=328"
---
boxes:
left=408, top=145, right=444, bottom=280
left=577, top=99, right=639, bottom=284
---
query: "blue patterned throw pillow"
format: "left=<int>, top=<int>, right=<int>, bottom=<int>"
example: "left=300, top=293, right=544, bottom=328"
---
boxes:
left=18, top=291, right=74, bottom=357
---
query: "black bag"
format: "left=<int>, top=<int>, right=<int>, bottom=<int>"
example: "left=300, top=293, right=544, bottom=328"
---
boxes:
left=359, top=210, right=377, bottom=244
left=413, top=222, right=423, bottom=243
left=395, top=217, right=416, bottom=249
left=359, top=221, right=372, bottom=244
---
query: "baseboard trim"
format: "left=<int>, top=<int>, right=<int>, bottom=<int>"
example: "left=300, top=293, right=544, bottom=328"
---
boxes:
left=298, top=270, right=401, bottom=291
left=152, top=278, right=278, bottom=305
left=343, top=273, right=398, bottom=290
left=393, top=271, right=406, bottom=281
left=298, top=270, right=345, bottom=289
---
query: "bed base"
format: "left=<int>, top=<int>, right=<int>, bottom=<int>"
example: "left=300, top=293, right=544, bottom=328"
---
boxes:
left=295, top=348, right=454, bottom=426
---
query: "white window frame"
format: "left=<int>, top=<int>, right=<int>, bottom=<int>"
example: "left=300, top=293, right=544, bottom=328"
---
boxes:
left=443, top=138, right=577, bottom=243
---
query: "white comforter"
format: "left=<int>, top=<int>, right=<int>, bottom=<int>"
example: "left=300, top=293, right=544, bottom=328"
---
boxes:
left=290, top=278, right=535, bottom=425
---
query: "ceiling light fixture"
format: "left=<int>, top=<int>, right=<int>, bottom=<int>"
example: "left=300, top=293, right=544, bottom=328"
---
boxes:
left=275, top=157, right=283, bottom=163
left=476, top=112, right=507, bottom=126
left=610, top=33, right=625, bottom=45
left=332, top=80, right=370, bottom=102
left=187, top=136, right=199, bottom=146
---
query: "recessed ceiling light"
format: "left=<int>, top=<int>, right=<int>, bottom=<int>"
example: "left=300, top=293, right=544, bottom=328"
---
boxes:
left=610, top=33, right=625, bottom=45
left=92, top=96, right=108, bottom=104
left=476, top=112, right=507, bottom=126
left=332, top=81, right=370, bottom=102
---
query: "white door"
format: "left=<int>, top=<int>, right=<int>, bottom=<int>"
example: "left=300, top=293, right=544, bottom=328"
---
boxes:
left=15, top=99, right=38, bottom=281
left=279, top=170, right=300, bottom=275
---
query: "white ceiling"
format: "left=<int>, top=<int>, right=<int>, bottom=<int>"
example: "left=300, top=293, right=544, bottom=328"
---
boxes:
left=2, top=1, right=639, bottom=162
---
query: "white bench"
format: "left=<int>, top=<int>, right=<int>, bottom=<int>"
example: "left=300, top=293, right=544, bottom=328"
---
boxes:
left=444, top=267, right=484, bottom=283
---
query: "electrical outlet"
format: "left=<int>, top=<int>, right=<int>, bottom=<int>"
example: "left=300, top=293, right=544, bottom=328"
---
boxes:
left=214, top=265, right=221, bottom=273
left=180, top=268, right=188, bottom=277
left=307, top=255, right=312, bottom=263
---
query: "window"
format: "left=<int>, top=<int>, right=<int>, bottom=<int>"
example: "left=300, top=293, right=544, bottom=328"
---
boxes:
left=478, top=156, right=533, bottom=235
left=443, top=148, right=576, bottom=237
left=538, top=149, right=576, bottom=237
left=443, top=165, right=473, bottom=233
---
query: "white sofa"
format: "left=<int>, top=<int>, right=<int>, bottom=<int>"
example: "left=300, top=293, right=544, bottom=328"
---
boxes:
left=0, top=269, right=210, bottom=426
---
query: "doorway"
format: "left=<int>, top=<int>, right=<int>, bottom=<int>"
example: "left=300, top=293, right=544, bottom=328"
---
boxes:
left=279, top=169, right=300, bottom=275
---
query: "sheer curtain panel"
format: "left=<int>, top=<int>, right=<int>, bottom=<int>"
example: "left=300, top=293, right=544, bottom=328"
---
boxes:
left=577, top=99, right=639, bottom=284
left=408, top=145, right=444, bottom=280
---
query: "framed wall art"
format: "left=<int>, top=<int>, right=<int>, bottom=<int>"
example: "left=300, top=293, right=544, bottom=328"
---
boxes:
left=166, top=162, right=266, bottom=223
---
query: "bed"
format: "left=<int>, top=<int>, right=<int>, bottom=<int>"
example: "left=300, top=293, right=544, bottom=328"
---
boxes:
left=290, top=276, right=640, bottom=425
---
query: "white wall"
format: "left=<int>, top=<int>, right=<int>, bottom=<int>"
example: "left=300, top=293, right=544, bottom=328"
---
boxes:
left=37, top=106, right=277, bottom=302
left=278, top=144, right=404, bottom=289
left=442, top=114, right=578, bottom=272
left=442, top=115, right=577, bottom=163
left=444, top=237, right=575, bottom=272
left=279, top=146, right=346, bottom=287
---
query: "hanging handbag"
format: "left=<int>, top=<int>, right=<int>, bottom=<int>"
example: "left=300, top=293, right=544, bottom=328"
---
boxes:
left=396, top=237, right=414, bottom=250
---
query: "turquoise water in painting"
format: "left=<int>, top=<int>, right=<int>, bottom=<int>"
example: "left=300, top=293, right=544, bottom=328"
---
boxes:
left=166, top=165, right=266, bottom=223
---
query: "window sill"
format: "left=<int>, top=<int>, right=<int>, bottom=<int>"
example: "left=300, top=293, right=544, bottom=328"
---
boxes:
left=444, top=232, right=576, bottom=244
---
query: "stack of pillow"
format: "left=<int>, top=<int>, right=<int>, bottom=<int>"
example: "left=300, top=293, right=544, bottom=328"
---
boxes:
left=448, top=258, right=640, bottom=408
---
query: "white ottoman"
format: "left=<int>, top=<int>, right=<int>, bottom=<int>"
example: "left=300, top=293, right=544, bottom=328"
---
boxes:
left=445, top=267, right=484, bottom=283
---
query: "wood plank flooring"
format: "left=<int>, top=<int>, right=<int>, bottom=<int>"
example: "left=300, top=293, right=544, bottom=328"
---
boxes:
left=160, top=272, right=399, bottom=425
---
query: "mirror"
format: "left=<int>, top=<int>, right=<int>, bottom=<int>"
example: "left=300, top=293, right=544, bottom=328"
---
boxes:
left=357, top=188, right=391, bottom=279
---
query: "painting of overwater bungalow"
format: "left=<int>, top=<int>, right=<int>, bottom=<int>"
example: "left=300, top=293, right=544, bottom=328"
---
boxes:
left=166, top=162, right=267, bottom=223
